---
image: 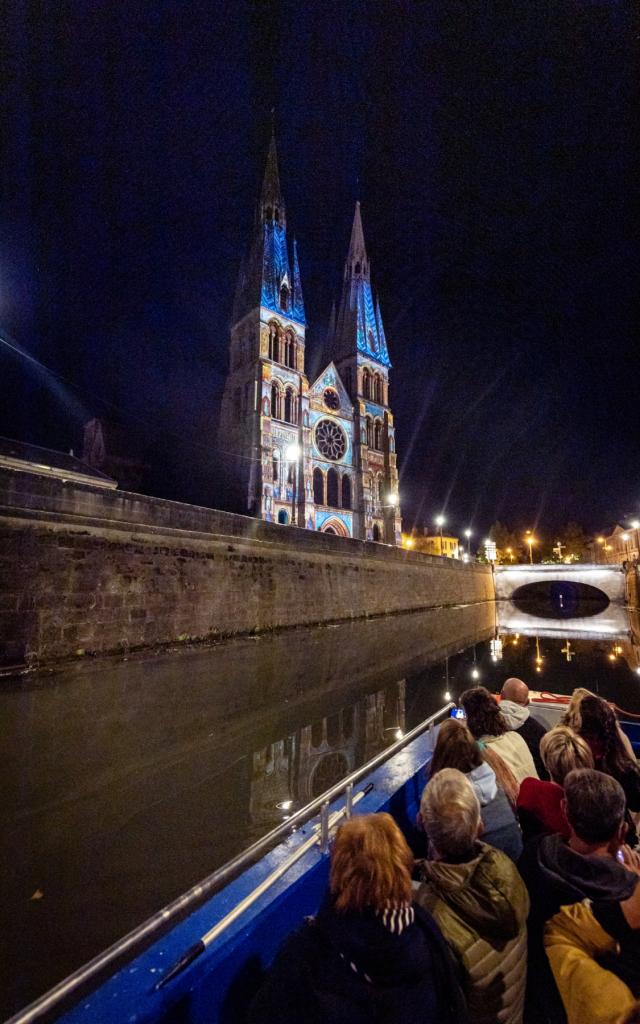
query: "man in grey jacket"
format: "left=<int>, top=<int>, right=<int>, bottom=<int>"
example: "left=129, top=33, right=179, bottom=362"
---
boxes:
left=500, top=677, right=548, bottom=779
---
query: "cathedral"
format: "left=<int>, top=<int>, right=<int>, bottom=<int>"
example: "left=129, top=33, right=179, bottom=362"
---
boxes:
left=219, top=133, right=401, bottom=544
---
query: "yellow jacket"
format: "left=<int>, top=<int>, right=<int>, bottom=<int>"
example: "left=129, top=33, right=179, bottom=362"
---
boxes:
left=544, top=901, right=636, bottom=1024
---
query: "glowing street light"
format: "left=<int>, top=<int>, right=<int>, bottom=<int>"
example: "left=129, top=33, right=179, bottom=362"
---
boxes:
left=386, top=492, right=399, bottom=507
left=464, top=528, right=472, bottom=557
left=525, top=534, right=536, bottom=564
left=435, top=514, right=445, bottom=556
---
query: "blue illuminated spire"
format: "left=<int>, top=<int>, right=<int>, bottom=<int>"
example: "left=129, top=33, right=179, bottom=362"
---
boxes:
left=333, top=203, right=391, bottom=368
left=291, top=238, right=306, bottom=323
left=233, top=131, right=305, bottom=326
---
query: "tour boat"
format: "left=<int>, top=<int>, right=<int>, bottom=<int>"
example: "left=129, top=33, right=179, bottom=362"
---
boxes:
left=8, top=693, right=640, bottom=1024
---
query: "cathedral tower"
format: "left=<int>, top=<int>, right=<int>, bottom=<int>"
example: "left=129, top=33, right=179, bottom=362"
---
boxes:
left=329, top=203, right=401, bottom=543
left=219, top=132, right=313, bottom=526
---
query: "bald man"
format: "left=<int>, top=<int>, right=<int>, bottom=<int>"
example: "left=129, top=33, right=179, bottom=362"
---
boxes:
left=500, top=677, right=548, bottom=779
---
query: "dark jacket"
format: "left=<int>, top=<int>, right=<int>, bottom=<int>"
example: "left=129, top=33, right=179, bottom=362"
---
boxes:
left=247, top=896, right=469, bottom=1024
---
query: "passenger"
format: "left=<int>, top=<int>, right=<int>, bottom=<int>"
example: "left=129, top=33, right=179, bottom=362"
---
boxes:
left=576, top=695, right=640, bottom=840
left=518, top=768, right=639, bottom=1023
left=415, top=768, right=529, bottom=1024
left=517, top=726, right=593, bottom=842
left=544, top=873, right=640, bottom=1024
left=460, top=686, right=538, bottom=786
left=499, top=676, right=548, bottom=779
left=428, top=718, right=523, bottom=861
left=561, top=687, right=636, bottom=760
left=248, top=812, right=469, bottom=1024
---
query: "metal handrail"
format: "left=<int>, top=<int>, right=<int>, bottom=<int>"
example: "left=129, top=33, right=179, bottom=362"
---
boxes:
left=7, top=702, right=453, bottom=1024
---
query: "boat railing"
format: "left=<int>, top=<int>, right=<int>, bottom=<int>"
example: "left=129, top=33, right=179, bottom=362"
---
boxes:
left=8, top=701, right=454, bottom=1024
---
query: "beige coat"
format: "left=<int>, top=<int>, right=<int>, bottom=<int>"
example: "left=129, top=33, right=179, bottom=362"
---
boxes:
left=415, top=842, right=529, bottom=1024
left=480, top=731, right=538, bottom=785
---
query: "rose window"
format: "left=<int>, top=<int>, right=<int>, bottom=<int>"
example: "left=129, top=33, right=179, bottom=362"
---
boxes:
left=323, top=387, right=340, bottom=411
left=315, top=419, right=347, bottom=461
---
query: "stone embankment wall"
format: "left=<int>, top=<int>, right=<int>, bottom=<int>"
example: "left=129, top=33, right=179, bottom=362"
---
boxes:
left=0, top=469, right=494, bottom=667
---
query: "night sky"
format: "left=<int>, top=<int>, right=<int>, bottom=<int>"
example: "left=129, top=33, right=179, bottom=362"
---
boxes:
left=1, top=1, right=638, bottom=537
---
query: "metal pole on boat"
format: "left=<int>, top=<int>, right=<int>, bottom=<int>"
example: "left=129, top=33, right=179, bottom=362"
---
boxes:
left=154, top=784, right=373, bottom=992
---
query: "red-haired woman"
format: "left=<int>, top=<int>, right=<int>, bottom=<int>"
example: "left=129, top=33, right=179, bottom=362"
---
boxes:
left=248, top=813, right=468, bottom=1024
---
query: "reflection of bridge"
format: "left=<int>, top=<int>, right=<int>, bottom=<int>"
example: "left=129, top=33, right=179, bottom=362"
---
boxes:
left=495, top=563, right=629, bottom=638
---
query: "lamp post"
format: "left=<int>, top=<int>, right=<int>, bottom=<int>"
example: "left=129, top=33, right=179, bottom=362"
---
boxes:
left=525, top=535, right=535, bottom=564
left=285, top=443, right=301, bottom=525
left=464, top=528, right=472, bottom=558
left=596, top=536, right=605, bottom=565
left=435, top=514, right=445, bottom=556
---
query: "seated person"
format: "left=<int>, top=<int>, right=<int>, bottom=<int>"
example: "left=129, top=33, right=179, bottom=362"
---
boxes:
left=545, top=844, right=640, bottom=1024
left=460, top=686, right=538, bottom=785
left=518, top=768, right=639, bottom=1023
left=517, top=726, right=593, bottom=842
left=500, top=676, right=548, bottom=779
left=577, top=695, right=640, bottom=842
left=562, top=687, right=636, bottom=761
left=248, top=812, right=468, bottom=1024
left=428, top=717, right=523, bottom=861
left=415, top=768, right=529, bottom=1024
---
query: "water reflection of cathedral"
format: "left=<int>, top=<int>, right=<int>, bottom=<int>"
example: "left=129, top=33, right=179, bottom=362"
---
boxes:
left=249, top=682, right=406, bottom=829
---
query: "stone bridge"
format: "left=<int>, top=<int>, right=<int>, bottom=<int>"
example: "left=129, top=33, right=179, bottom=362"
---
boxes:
left=495, top=562, right=630, bottom=638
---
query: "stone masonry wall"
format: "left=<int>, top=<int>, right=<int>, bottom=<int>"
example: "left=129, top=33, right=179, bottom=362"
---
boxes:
left=0, top=468, right=494, bottom=667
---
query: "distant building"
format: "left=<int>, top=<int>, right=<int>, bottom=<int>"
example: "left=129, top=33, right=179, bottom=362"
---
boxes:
left=0, top=434, right=116, bottom=489
left=592, top=524, right=640, bottom=564
left=218, top=132, right=401, bottom=543
left=82, top=418, right=148, bottom=493
left=402, top=529, right=460, bottom=558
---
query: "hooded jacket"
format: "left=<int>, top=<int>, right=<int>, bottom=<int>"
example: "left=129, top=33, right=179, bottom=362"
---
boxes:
left=518, top=833, right=638, bottom=942
left=415, top=842, right=529, bottom=1024
left=496, top=701, right=548, bottom=780
left=467, top=763, right=523, bottom=862
left=248, top=895, right=469, bottom=1024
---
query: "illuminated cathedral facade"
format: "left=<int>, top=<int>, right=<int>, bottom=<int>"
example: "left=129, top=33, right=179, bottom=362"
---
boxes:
left=219, top=134, right=401, bottom=543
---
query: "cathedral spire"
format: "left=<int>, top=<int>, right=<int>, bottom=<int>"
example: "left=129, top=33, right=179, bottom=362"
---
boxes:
left=260, top=128, right=285, bottom=227
left=333, top=203, right=390, bottom=368
left=292, top=238, right=306, bottom=323
left=344, top=201, right=369, bottom=281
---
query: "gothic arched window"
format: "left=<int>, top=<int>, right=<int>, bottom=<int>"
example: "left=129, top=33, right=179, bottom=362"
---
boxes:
left=284, top=387, right=294, bottom=424
left=342, top=475, right=352, bottom=510
left=374, top=375, right=383, bottom=403
left=272, top=449, right=280, bottom=483
left=277, top=509, right=288, bottom=525
left=269, top=323, right=279, bottom=362
left=327, top=468, right=339, bottom=508
left=285, top=331, right=295, bottom=368
left=313, top=468, right=325, bottom=505
left=374, top=419, right=383, bottom=450
left=372, top=523, right=381, bottom=542
left=280, top=284, right=289, bottom=312
left=362, top=368, right=371, bottom=399
left=366, top=416, right=374, bottom=448
left=271, top=383, right=280, bottom=420
left=377, top=475, right=385, bottom=502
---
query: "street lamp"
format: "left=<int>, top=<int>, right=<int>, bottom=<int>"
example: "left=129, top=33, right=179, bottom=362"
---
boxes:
left=285, top=443, right=300, bottom=525
left=596, top=536, right=605, bottom=564
left=506, top=546, right=514, bottom=562
left=435, top=514, right=445, bottom=556
left=525, top=535, right=535, bottom=564
left=464, top=528, right=472, bottom=557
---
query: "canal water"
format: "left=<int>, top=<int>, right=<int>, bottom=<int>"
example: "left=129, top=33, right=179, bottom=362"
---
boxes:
left=2, top=601, right=640, bottom=1017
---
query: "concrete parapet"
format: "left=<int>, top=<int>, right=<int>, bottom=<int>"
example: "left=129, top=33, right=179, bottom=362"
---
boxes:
left=0, top=468, right=493, bottom=667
